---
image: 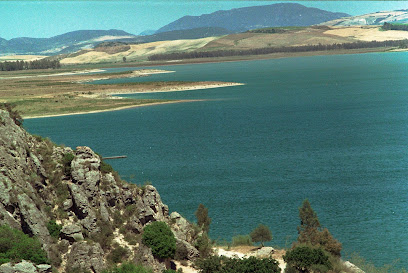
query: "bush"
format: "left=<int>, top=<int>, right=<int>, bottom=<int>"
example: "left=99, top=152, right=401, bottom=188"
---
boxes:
left=232, top=235, right=253, bottom=246
left=0, top=103, right=23, bottom=126
left=0, top=225, right=48, bottom=265
left=142, top=221, right=176, bottom=259
left=195, top=232, right=212, bottom=258
left=194, top=255, right=224, bottom=273
left=175, top=241, right=189, bottom=260
left=61, top=153, right=75, bottom=176
left=101, top=161, right=114, bottom=174
left=195, top=256, right=281, bottom=273
left=283, top=245, right=331, bottom=272
left=90, top=221, right=114, bottom=250
left=102, top=262, right=153, bottom=273
left=47, top=220, right=62, bottom=238
left=107, top=245, right=129, bottom=264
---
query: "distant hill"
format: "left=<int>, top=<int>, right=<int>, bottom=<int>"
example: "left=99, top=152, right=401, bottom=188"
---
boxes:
left=131, top=27, right=233, bottom=43
left=0, top=29, right=136, bottom=55
left=156, top=3, right=349, bottom=33
left=321, top=10, right=408, bottom=26
left=139, top=29, right=157, bottom=36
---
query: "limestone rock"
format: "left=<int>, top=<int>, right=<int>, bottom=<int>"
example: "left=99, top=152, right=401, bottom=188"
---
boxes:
left=61, top=224, right=84, bottom=242
left=0, top=260, right=37, bottom=273
left=71, top=146, right=101, bottom=191
left=170, top=212, right=197, bottom=242
left=251, top=246, right=274, bottom=258
left=139, top=185, right=169, bottom=224
left=133, top=243, right=166, bottom=273
left=0, top=109, right=198, bottom=273
left=68, top=183, right=99, bottom=234
left=66, top=241, right=105, bottom=273
left=176, top=238, right=199, bottom=260
left=36, top=264, right=52, bottom=273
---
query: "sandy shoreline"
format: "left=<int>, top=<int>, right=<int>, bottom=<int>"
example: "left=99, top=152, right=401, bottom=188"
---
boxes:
left=23, top=99, right=204, bottom=119
left=107, top=82, right=245, bottom=96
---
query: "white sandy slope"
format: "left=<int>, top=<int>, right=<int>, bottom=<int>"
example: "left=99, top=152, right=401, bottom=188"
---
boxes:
left=0, top=55, right=47, bottom=62
left=61, top=37, right=218, bottom=64
left=325, top=26, right=408, bottom=42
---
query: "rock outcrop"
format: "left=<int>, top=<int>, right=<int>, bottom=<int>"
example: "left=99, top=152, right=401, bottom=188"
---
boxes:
left=0, top=109, right=199, bottom=272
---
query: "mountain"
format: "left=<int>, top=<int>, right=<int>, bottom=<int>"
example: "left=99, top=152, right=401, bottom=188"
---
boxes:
left=156, top=3, right=350, bottom=33
left=139, top=29, right=157, bottom=36
left=0, top=29, right=136, bottom=55
left=0, top=108, right=199, bottom=272
left=321, top=10, right=408, bottom=26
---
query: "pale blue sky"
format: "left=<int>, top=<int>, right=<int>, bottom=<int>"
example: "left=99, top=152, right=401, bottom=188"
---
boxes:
left=1, top=1, right=408, bottom=40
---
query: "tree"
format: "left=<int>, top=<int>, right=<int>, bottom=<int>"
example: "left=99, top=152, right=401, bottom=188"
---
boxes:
left=250, top=224, right=272, bottom=247
left=142, top=221, right=176, bottom=260
left=296, top=200, right=342, bottom=257
left=297, top=199, right=320, bottom=245
left=195, top=204, right=211, bottom=233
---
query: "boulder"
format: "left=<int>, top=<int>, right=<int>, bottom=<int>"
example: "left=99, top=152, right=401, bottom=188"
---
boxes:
left=61, top=224, right=84, bottom=242
left=176, top=238, right=199, bottom=260
left=66, top=241, right=105, bottom=273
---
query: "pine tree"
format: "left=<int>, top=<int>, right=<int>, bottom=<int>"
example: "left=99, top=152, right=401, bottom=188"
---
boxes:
left=195, top=204, right=211, bottom=233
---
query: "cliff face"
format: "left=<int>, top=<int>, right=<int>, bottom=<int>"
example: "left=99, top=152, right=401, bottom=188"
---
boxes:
left=0, top=110, right=198, bottom=273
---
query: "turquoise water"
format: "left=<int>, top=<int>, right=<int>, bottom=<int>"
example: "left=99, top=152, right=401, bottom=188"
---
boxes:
left=25, top=53, right=408, bottom=267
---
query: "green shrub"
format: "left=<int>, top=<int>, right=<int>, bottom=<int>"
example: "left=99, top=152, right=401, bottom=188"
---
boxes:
left=232, top=234, right=253, bottom=247
left=283, top=245, right=331, bottom=272
left=0, top=225, right=48, bottom=265
left=195, top=233, right=212, bottom=258
left=195, top=256, right=281, bottom=273
left=47, top=220, right=62, bottom=238
left=0, top=103, right=23, bottom=126
left=101, top=161, right=114, bottom=174
left=102, top=262, right=153, bottom=273
left=61, top=153, right=75, bottom=176
left=107, top=245, right=129, bottom=264
left=142, top=221, right=176, bottom=259
left=174, top=241, right=189, bottom=260
left=194, top=255, right=224, bottom=273
left=90, top=221, right=114, bottom=250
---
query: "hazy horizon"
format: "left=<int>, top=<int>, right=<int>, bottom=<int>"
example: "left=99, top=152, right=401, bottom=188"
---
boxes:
left=1, top=1, right=408, bottom=40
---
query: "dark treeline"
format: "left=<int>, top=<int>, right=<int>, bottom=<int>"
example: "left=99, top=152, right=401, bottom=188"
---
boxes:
left=148, top=39, right=408, bottom=61
left=382, top=22, right=408, bottom=31
left=0, top=59, right=61, bottom=71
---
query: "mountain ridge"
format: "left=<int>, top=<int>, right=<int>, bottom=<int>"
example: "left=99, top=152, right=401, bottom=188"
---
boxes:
left=156, top=3, right=350, bottom=33
left=0, top=29, right=137, bottom=55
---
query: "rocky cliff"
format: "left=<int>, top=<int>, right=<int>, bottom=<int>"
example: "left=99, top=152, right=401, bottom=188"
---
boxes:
left=0, top=109, right=199, bottom=273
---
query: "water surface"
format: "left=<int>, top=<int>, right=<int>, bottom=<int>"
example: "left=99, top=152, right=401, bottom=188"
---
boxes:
left=25, top=52, right=408, bottom=267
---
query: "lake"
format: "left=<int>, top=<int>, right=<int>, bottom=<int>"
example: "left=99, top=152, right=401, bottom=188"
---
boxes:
left=25, top=52, right=408, bottom=268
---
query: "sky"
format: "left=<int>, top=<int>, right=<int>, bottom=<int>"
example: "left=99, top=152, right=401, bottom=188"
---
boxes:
left=1, top=1, right=408, bottom=40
